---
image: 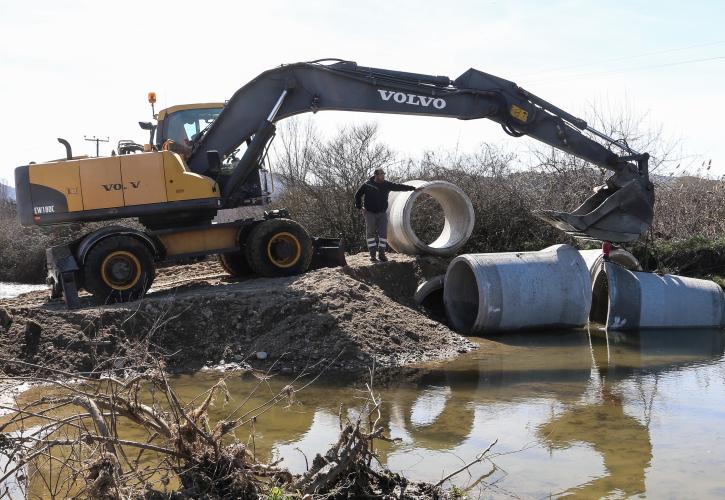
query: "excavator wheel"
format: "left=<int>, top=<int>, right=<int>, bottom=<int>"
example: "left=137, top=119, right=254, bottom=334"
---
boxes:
left=83, top=235, right=155, bottom=305
left=218, top=251, right=252, bottom=277
left=245, top=218, right=313, bottom=277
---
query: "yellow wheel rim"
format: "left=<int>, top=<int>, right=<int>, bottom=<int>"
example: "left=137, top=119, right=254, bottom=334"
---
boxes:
left=266, top=232, right=302, bottom=269
left=101, top=251, right=142, bottom=291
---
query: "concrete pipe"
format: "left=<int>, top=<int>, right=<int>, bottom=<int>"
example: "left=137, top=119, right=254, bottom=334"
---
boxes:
left=414, top=275, right=446, bottom=321
left=591, top=262, right=725, bottom=331
left=414, top=275, right=445, bottom=305
left=576, top=247, right=641, bottom=278
left=444, top=244, right=592, bottom=334
left=387, top=180, right=475, bottom=256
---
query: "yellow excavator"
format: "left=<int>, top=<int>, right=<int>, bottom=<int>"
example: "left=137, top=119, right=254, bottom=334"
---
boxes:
left=14, top=59, right=655, bottom=308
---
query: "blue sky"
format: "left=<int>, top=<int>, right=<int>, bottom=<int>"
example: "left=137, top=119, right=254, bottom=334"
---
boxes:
left=1, top=0, right=723, bottom=185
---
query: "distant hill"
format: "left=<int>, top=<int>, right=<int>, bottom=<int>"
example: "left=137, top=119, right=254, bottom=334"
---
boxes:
left=0, top=182, right=15, bottom=201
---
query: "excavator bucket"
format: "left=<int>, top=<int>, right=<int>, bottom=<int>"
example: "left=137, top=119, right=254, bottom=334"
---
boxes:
left=533, top=177, right=654, bottom=243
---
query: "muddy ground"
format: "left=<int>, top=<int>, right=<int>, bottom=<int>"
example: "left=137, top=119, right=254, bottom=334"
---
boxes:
left=0, top=253, right=475, bottom=377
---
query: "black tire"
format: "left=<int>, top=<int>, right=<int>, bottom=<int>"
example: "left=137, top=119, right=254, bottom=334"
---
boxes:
left=83, top=235, right=155, bottom=304
left=218, top=251, right=252, bottom=277
left=245, top=219, right=313, bottom=277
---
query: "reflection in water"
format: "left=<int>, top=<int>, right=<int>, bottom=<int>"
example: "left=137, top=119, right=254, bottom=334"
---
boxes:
left=267, top=327, right=724, bottom=497
left=12, top=327, right=725, bottom=497
left=189, top=328, right=725, bottom=497
left=538, top=386, right=652, bottom=498
left=379, top=328, right=724, bottom=497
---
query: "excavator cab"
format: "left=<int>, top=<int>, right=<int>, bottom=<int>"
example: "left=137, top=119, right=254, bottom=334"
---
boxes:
left=156, top=104, right=223, bottom=146
left=534, top=155, right=654, bottom=243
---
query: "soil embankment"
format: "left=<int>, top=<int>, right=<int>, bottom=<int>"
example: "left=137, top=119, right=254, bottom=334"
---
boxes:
left=0, top=254, right=474, bottom=376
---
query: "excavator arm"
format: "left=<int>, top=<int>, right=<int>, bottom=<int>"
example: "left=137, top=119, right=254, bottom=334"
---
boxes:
left=189, top=59, right=654, bottom=243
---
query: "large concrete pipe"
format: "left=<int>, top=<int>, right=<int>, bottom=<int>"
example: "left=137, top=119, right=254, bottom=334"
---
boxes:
left=444, top=244, right=592, bottom=334
left=387, top=180, right=474, bottom=256
left=591, top=262, right=725, bottom=331
left=577, top=248, right=641, bottom=278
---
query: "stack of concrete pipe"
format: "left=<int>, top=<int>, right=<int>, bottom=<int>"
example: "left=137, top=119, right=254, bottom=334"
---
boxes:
left=438, top=245, right=725, bottom=334
left=387, top=180, right=725, bottom=334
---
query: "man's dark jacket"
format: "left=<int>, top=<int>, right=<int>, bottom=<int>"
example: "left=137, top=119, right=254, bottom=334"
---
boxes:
left=354, top=177, right=416, bottom=213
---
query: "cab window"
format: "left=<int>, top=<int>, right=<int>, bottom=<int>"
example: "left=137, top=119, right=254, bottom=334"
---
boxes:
left=163, top=108, right=222, bottom=144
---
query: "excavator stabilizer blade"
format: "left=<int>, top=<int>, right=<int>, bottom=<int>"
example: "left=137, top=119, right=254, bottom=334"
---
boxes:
left=533, top=178, right=654, bottom=243
left=309, top=237, right=347, bottom=270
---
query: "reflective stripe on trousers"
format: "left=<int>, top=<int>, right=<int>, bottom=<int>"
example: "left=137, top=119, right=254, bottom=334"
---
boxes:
left=364, top=211, right=388, bottom=250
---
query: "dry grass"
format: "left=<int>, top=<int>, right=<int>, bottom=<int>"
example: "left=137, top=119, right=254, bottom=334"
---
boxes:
left=270, top=120, right=725, bottom=271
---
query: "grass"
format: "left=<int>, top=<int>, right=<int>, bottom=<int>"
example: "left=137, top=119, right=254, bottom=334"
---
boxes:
left=629, top=236, right=725, bottom=277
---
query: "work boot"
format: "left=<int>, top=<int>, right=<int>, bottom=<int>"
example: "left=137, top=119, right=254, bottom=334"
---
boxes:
left=378, top=249, right=388, bottom=262
left=369, top=250, right=378, bottom=262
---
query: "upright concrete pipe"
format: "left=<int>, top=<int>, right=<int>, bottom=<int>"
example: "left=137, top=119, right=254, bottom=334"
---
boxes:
left=444, top=244, right=592, bottom=334
left=591, top=262, right=725, bottom=331
left=387, top=180, right=474, bottom=256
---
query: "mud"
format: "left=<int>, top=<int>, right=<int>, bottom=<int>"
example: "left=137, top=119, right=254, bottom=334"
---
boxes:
left=0, top=254, right=474, bottom=377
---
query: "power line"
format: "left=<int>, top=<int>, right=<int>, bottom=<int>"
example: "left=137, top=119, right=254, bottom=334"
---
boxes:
left=84, top=135, right=109, bottom=157
left=527, top=54, right=725, bottom=86
left=514, top=40, right=725, bottom=80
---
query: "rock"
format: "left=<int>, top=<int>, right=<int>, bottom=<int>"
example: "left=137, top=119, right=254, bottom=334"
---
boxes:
left=256, top=351, right=268, bottom=360
left=23, top=320, right=42, bottom=359
left=0, top=308, right=11, bottom=330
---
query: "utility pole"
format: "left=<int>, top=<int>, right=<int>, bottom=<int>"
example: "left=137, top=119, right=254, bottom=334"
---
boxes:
left=84, top=135, right=110, bottom=157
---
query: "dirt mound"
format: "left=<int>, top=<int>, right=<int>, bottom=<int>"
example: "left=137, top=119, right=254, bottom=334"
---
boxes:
left=0, top=254, right=474, bottom=376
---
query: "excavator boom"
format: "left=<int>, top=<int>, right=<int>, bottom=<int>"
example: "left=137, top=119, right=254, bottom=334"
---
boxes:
left=189, top=60, right=653, bottom=243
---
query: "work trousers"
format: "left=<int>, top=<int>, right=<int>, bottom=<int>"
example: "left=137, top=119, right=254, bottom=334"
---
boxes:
left=364, top=210, right=388, bottom=252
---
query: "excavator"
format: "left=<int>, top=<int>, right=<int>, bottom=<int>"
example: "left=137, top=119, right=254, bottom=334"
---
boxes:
left=14, top=59, right=654, bottom=308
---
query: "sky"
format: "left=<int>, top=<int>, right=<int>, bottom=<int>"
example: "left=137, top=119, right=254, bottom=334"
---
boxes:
left=1, top=0, right=724, bottom=186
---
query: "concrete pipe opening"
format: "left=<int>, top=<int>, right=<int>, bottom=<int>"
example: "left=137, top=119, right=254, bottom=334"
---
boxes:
left=576, top=247, right=641, bottom=279
left=387, top=180, right=475, bottom=256
left=591, top=262, right=725, bottom=331
left=443, top=260, right=481, bottom=333
left=589, top=266, right=610, bottom=325
left=414, top=275, right=446, bottom=321
left=444, top=245, right=592, bottom=334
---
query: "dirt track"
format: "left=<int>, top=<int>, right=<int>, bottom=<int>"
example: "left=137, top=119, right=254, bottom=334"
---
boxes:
left=0, top=253, right=475, bottom=377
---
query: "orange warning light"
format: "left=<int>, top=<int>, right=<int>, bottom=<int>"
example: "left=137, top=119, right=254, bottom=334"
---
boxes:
left=148, top=92, right=157, bottom=104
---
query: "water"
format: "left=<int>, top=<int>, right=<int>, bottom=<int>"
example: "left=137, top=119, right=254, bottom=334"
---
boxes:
left=0, top=282, right=46, bottom=299
left=6, top=322, right=725, bottom=497
left=162, top=328, right=725, bottom=498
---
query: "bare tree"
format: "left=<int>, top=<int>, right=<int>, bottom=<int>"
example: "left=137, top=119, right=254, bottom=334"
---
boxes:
left=270, top=121, right=397, bottom=252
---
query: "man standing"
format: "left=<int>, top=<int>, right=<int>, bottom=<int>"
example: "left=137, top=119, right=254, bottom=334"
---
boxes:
left=354, top=169, right=420, bottom=262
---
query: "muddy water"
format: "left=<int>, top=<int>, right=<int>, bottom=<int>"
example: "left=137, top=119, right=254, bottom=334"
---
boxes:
left=160, top=328, right=725, bottom=498
left=5, top=301, right=725, bottom=497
